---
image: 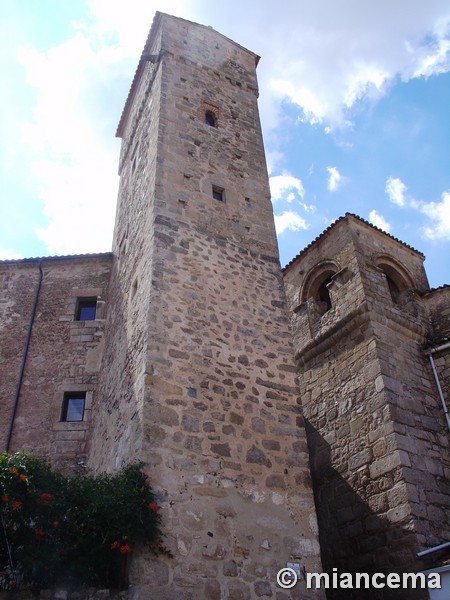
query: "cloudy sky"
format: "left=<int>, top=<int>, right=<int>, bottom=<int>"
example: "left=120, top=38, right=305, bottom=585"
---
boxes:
left=1, top=0, right=449, bottom=287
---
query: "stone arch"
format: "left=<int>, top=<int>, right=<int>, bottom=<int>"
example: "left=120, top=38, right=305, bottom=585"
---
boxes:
left=301, top=261, right=340, bottom=312
left=375, top=255, right=414, bottom=304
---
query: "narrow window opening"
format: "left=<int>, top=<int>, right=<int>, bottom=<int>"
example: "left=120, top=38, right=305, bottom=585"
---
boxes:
left=131, top=278, right=138, bottom=300
left=75, top=298, right=97, bottom=321
left=205, top=111, right=217, bottom=127
left=119, top=234, right=127, bottom=258
left=61, top=392, right=86, bottom=422
left=212, top=186, right=224, bottom=202
left=131, top=143, right=139, bottom=173
left=317, top=276, right=333, bottom=312
left=377, top=261, right=410, bottom=305
left=386, top=276, right=400, bottom=304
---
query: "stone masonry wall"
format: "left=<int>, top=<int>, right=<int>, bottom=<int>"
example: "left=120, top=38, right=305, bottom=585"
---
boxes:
left=423, top=285, right=450, bottom=540
left=89, top=13, right=324, bottom=600
left=284, top=215, right=449, bottom=600
left=0, top=256, right=111, bottom=473
left=88, top=22, right=164, bottom=471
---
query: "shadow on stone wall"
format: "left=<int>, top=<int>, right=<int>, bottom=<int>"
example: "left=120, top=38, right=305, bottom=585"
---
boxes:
left=304, top=420, right=429, bottom=600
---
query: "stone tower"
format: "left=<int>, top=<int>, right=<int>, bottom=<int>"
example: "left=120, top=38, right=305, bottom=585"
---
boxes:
left=88, top=13, right=323, bottom=599
left=283, top=214, right=450, bottom=600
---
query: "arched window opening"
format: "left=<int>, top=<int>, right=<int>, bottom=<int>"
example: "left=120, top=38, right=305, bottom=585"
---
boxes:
left=301, top=263, right=339, bottom=317
left=317, top=276, right=333, bottom=312
left=377, top=260, right=412, bottom=305
left=205, top=111, right=217, bottom=127
left=386, top=276, right=400, bottom=304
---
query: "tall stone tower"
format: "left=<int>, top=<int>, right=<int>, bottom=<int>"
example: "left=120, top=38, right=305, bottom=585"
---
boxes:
left=284, top=214, right=450, bottom=600
left=88, top=13, right=323, bottom=599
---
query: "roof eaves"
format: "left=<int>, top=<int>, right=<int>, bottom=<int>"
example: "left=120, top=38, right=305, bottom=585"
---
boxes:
left=282, top=212, right=425, bottom=273
left=0, top=252, right=113, bottom=266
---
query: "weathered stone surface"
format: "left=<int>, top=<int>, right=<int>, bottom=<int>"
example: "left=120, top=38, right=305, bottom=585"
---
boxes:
left=227, top=581, right=251, bottom=600
left=246, top=445, right=272, bottom=468
left=223, top=559, right=239, bottom=577
left=210, top=442, right=231, bottom=457
left=254, top=580, right=273, bottom=597
left=284, top=213, right=449, bottom=589
left=202, top=544, right=226, bottom=560
left=266, top=474, right=286, bottom=489
left=204, top=579, right=221, bottom=600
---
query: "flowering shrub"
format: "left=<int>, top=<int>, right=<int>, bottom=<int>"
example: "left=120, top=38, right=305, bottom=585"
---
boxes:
left=0, top=452, right=170, bottom=591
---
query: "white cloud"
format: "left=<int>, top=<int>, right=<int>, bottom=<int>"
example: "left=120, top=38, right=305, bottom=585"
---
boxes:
left=15, top=5, right=146, bottom=255
left=327, top=167, right=343, bottom=192
left=412, top=19, right=450, bottom=78
left=385, top=176, right=408, bottom=207
left=421, top=191, right=450, bottom=240
left=383, top=175, right=450, bottom=241
left=270, top=174, right=305, bottom=202
left=274, top=211, right=309, bottom=235
left=211, top=0, right=450, bottom=129
left=369, top=210, right=391, bottom=232
left=0, top=248, right=23, bottom=261
left=3, top=1, right=450, bottom=259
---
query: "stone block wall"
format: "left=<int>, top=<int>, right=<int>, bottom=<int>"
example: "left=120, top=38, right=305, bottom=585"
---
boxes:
left=284, top=214, right=449, bottom=599
left=424, top=285, right=450, bottom=343
left=89, top=13, right=324, bottom=599
left=87, top=20, right=164, bottom=472
left=0, top=255, right=111, bottom=472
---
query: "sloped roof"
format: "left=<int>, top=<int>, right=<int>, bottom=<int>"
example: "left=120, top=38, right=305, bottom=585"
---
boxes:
left=283, top=212, right=424, bottom=272
left=0, top=252, right=113, bottom=266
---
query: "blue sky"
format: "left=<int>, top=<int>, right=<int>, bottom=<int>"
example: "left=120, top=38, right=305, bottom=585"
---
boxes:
left=1, top=0, right=449, bottom=288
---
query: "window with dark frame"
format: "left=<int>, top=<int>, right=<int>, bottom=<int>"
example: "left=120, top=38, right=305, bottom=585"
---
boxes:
left=212, top=185, right=224, bottom=202
left=61, top=392, right=86, bottom=422
left=75, top=298, right=97, bottom=321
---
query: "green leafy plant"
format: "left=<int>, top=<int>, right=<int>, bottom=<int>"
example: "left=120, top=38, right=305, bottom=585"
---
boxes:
left=0, top=452, right=170, bottom=591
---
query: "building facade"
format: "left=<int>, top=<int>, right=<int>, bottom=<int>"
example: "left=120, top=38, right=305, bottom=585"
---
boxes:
left=1, top=12, right=449, bottom=600
left=283, top=214, right=450, bottom=599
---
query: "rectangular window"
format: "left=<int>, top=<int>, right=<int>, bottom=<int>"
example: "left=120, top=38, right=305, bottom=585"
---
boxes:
left=61, top=392, right=86, bottom=422
left=75, top=298, right=97, bottom=321
left=212, top=185, right=224, bottom=202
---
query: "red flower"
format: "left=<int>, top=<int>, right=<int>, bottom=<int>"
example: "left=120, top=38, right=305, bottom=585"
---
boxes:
left=120, top=544, right=132, bottom=554
left=11, top=500, right=22, bottom=510
left=39, top=493, right=53, bottom=505
left=110, top=541, right=120, bottom=550
left=148, top=502, right=159, bottom=512
left=19, top=474, right=27, bottom=482
left=53, top=521, right=59, bottom=527
left=35, top=529, right=45, bottom=541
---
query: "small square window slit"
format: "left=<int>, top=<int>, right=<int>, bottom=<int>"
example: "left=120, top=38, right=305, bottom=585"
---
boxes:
left=61, top=392, right=86, bottom=422
left=75, top=298, right=97, bottom=321
left=212, top=186, right=224, bottom=202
